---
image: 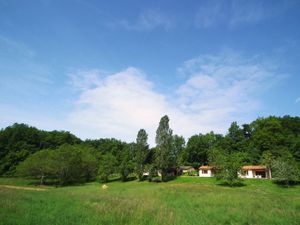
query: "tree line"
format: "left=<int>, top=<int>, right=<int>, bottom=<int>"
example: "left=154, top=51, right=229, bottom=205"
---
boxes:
left=0, top=115, right=299, bottom=185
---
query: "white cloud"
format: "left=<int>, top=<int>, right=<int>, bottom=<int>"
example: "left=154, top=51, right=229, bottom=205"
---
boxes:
left=296, top=97, right=300, bottom=104
left=68, top=67, right=170, bottom=144
left=107, top=10, right=173, bottom=31
left=68, top=52, right=282, bottom=145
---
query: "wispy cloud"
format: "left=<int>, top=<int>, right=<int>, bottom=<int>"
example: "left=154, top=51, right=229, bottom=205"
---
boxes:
left=195, top=0, right=296, bottom=28
left=68, top=69, right=104, bottom=91
left=176, top=51, right=282, bottom=126
left=0, top=35, right=53, bottom=96
left=296, top=97, right=300, bottom=104
left=0, top=35, right=35, bottom=57
left=68, top=51, right=283, bottom=145
left=107, top=10, right=173, bottom=31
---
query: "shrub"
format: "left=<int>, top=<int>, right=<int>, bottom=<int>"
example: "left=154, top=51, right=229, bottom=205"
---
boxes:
left=272, top=155, right=300, bottom=186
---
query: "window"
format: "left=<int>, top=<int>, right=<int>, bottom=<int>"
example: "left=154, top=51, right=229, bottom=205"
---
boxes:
left=245, top=170, right=248, bottom=176
left=255, top=171, right=266, bottom=178
left=202, top=170, right=208, bottom=174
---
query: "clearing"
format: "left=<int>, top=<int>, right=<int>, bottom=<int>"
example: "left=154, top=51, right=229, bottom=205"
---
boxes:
left=0, top=177, right=299, bottom=225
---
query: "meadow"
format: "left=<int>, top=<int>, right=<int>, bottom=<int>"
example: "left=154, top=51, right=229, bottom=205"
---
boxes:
left=0, top=177, right=299, bottom=225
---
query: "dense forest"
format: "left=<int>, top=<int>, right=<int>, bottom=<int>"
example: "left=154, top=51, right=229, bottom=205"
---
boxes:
left=0, top=115, right=299, bottom=185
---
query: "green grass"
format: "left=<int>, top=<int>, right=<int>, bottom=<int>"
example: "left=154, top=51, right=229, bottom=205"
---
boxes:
left=0, top=177, right=299, bottom=225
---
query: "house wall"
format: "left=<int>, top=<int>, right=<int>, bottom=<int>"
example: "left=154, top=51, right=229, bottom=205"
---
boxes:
left=239, top=169, right=270, bottom=179
left=199, top=169, right=213, bottom=177
left=199, top=168, right=270, bottom=179
left=239, top=170, right=254, bottom=178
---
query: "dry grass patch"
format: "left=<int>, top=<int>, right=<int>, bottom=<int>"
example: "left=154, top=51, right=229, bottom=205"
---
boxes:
left=0, top=185, right=49, bottom=191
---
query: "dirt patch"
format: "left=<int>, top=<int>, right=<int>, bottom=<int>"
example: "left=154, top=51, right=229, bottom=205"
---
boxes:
left=0, top=185, right=49, bottom=191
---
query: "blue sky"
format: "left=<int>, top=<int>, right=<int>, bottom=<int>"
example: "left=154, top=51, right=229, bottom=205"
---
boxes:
left=0, top=0, right=299, bottom=144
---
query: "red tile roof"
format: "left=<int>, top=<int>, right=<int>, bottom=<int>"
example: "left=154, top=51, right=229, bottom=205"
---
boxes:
left=199, top=165, right=214, bottom=170
left=242, top=165, right=267, bottom=170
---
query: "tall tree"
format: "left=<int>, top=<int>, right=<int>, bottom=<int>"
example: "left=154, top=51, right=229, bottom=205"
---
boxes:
left=182, top=132, right=218, bottom=167
left=172, top=135, right=185, bottom=166
left=119, top=144, right=134, bottom=182
left=98, top=153, right=117, bottom=183
left=251, top=117, right=285, bottom=157
left=155, top=115, right=173, bottom=181
left=134, top=129, right=149, bottom=181
left=226, top=122, right=246, bottom=153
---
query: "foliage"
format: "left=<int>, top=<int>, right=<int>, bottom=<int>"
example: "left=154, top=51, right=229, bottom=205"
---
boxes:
left=118, top=144, right=134, bottom=182
left=1, top=115, right=300, bottom=186
left=16, top=149, right=54, bottom=185
left=209, top=148, right=246, bottom=186
left=146, top=163, right=158, bottom=182
left=172, top=135, right=185, bottom=166
left=134, top=129, right=149, bottom=181
left=17, top=144, right=98, bottom=185
left=272, top=154, right=300, bottom=186
left=182, top=132, right=219, bottom=167
left=98, top=153, right=117, bottom=183
left=83, top=138, right=126, bottom=156
left=155, top=115, right=174, bottom=181
left=0, top=123, right=81, bottom=175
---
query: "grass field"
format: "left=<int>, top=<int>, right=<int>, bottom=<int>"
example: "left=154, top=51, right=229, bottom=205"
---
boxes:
left=0, top=177, right=299, bottom=225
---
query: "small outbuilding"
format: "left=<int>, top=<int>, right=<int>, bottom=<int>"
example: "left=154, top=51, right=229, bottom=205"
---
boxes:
left=199, top=165, right=215, bottom=177
left=180, top=166, right=196, bottom=174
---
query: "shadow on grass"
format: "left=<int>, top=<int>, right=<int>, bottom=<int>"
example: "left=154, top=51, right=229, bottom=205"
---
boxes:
left=148, top=175, right=178, bottom=183
left=100, top=176, right=138, bottom=184
left=29, top=179, right=100, bottom=187
left=273, top=180, right=300, bottom=188
left=217, top=181, right=246, bottom=187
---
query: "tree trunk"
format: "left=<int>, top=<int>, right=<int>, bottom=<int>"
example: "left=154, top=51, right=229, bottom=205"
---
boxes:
left=40, top=175, right=44, bottom=185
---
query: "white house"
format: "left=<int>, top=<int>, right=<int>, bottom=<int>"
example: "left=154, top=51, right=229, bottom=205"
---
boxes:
left=240, top=165, right=271, bottom=179
left=198, top=165, right=271, bottom=179
left=199, top=166, right=215, bottom=177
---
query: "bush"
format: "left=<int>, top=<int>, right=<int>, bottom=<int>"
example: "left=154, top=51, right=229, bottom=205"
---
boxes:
left=272, top=156, right=300, bottom=186
left=150, top=177, right=162, bottom=182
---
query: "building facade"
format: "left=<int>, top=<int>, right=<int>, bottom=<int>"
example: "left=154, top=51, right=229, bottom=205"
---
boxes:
left=198, top=165, right=271, bottom=179
left=199, top=166, right=215, bottom=177
left=240, top=165, right=271, bottom=179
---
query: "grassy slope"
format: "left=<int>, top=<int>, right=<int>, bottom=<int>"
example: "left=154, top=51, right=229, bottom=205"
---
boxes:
left=0, top=177, right=299, bottom=225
